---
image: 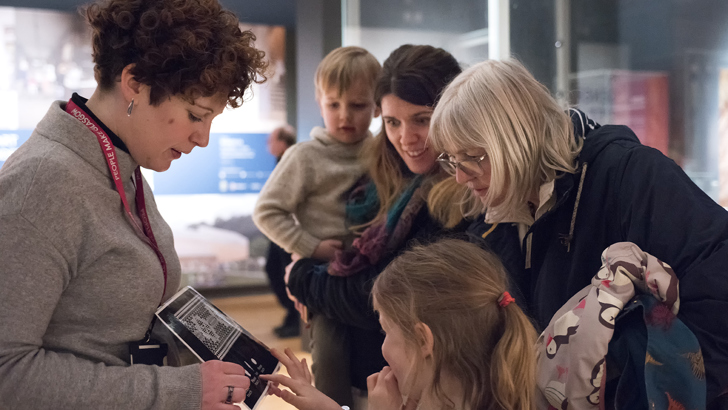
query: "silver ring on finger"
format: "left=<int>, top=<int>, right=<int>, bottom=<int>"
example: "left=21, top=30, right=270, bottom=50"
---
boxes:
left=225, top=385, right=234, bottom=404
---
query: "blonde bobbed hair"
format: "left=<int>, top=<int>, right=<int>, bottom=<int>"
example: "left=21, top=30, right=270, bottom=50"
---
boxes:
left=429, top=58, right=582, bottom=221
left=372, top=239, right=537, bottom=410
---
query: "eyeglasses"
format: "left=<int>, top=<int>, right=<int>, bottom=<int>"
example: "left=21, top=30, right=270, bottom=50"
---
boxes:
left=436, top=152, right=487, bottom=177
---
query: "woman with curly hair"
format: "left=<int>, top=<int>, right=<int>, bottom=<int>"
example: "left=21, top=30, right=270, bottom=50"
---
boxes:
left=0, top=0, right=266, bottom=409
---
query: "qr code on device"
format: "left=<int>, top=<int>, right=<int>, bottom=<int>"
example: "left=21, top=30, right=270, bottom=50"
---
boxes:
left=175, top=295, right=241, bottom=359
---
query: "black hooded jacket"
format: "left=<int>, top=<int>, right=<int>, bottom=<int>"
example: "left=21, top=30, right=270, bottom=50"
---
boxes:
left=468, top=110, right=728, bottom=404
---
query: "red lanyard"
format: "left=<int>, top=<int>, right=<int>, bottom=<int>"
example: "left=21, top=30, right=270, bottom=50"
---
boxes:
left=65, top=99, right=168, bottom=303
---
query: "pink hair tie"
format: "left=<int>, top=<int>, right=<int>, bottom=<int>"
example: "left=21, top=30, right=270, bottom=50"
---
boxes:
left=498, top=291, right=515, bottom=308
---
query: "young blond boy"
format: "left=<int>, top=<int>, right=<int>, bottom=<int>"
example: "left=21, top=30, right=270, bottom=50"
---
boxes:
left=254, top=46, right=380, bottom=261
left=253, top=46, right=381, bottom=407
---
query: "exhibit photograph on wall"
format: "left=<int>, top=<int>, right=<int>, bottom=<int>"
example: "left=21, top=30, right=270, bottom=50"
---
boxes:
left=0, top=6, right=287, bottom=290
left=719, top=68, right=728, bottom=207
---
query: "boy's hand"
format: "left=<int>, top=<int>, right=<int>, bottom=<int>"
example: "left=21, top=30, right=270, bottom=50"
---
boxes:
left=311, top=239, right=343, bottom=261
left=260, top=348, right=341, bottom=410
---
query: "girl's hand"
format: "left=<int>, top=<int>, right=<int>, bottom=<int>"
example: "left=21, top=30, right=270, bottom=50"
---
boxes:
left=260, top=348, right=341, bottom=410
left=367, top=366, right=415, bottom=410
left=200, top=360, right=250, bottom=409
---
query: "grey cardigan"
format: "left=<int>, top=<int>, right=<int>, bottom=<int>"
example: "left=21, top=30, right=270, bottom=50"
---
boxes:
left=0, top=101, right=201, bottom=409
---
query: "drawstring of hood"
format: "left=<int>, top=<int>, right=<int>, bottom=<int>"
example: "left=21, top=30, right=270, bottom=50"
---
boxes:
left=560, top=162, right=588, bottom=252
left=556, top=108, right=594, bottom=253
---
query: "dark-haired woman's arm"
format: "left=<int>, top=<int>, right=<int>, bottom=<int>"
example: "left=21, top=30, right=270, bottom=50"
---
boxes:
left=288, top=210, right=469, bottom=330
left=287, top=258, right=382, bottom=330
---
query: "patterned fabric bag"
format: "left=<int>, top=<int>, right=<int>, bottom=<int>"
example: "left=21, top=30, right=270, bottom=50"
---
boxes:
left=536, top=242, right=705, bottom=409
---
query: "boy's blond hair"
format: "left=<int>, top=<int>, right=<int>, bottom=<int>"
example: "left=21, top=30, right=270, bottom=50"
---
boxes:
left=314, top=46, right=381, bottom=99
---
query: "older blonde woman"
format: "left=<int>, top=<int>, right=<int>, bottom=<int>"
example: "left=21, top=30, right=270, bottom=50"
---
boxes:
left=429, top=58, right=728, bottom=408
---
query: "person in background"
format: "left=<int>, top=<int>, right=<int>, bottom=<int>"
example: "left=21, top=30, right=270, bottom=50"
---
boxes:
left=267, top=124, right=296, bottom=160
left=253, top=46, right=381, bottom=407
left=429, top=58, right=728, bottom=408
left=264, top=239, right=538, bottom=410
left=0, top=0, right=267, bottom=408
left=284, top=44, right=467, bottom=409
left=263, top=125, right=300, bottom=338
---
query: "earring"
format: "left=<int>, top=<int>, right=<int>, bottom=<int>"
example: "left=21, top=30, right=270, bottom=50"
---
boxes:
left=127, top=99, right=134, bottom=117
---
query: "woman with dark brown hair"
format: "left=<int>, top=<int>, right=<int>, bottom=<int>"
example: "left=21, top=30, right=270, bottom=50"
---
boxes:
left=283, top=44, right=467, bottom=407
left=0, top=0, right=266, bottom=409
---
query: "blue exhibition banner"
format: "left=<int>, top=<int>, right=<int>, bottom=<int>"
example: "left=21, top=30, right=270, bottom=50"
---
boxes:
left=153, top=132, right=276, bottom=195
left=0, top=130, right=33, bottom=169
left=0, top=131, right=275, bottom=195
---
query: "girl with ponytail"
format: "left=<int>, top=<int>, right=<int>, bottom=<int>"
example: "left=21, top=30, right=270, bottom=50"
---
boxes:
left=262, top=238, right=538, bottom=410
left=370, top=238, right=537, bottom=410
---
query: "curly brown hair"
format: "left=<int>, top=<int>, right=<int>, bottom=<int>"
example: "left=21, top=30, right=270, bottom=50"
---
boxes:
left=85, top=0, right=268, bottom=107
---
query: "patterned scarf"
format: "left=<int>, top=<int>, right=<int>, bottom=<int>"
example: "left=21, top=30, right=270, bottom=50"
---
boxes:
left=328, top=176, right=428, bottom=276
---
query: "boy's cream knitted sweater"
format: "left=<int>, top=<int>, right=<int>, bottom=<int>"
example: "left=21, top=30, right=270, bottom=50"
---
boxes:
left=253, top=126, right=368, bottom=257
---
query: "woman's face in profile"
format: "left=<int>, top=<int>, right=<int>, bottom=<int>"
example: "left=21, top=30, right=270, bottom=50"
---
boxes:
left=125, top=89, right=227, bottom=172
left=381, top=94, right=437, bottom=175
left=449, top=148, right=494, bottom=204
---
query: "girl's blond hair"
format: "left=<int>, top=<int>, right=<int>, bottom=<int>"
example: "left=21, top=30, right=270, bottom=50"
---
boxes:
left=372, top=239, right=537, bottom=410
left=429, top=58, right=582, bottom=221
